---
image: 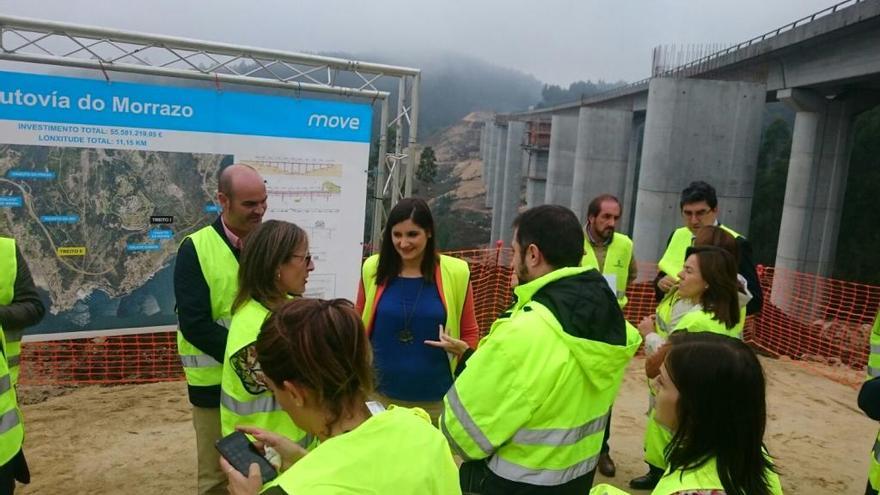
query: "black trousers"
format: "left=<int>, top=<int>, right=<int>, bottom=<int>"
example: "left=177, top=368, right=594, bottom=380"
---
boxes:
left=0, top=449, right=29, bottom=495
left=601, top=407, right=612, bottom=454
left=867, top=481, right=878, bottom=495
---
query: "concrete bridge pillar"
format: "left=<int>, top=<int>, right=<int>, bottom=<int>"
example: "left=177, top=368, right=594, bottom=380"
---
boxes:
left=483, top=124, right=498, bottom=208
left=544, top=114, right=579, bottom=206
left=621, top=115, right=645, bottom=235
left=489, top=123, right=508, bottom=244
left=498, top=121, right=526, bottom=246
left=525, top=150, right=548, bottom=208
left=772, top=89, right=880, bottom=276
left=633, top=78, right=765, bottom=263
left=570, top=107, right=633, bottom=222
left=479, top=124, right=489, bottom=188
left=770, top=88, right=880, bottom=317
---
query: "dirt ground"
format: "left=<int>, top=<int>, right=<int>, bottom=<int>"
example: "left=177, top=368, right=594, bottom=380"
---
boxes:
left=14, top=356, right=876, bottom=494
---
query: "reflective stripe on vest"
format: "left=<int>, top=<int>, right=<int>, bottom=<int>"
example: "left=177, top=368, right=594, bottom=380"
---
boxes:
left=439, top=411, right=470, bottom=460
left=0, top=407, right=20, bottom=436
left=488, top=452, right=599, bottom=486
left=444, top=385, right=493, bottom=459
left=180, top=354, right=222, bottom=368
left=581, top=232, right=633, bottom=308
left=5, top=340, right=20, bottom=386
left=0, top=338, right=23, bottom=465
left=360, top=254, right=470, bottom=372
left=176, top=226, right=238, bottom=388
left=221, top=390, right=279, bottom=416
left=512, top=411, right=609, bottom=446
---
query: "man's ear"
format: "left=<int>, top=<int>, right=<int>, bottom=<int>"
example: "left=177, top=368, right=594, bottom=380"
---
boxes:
left=526, top=243, right=541, bottom=267
left=217, top=191, right=230, bottom=210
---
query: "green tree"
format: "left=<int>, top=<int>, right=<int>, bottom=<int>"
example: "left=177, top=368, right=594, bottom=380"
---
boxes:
left=834, top=105, right=880, bottom=284
left=363, top=126, right=397, bottom=244
left=748, top=118, right=792, bottom=265
left=416, top=146, right=437, bottom=184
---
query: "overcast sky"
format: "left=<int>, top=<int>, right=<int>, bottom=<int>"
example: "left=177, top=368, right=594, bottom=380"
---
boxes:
left=2, top=0, right=839, bottom=85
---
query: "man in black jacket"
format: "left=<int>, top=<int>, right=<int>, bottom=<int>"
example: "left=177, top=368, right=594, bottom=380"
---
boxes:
left=0, top=238, right=45, bottom=494
left=174, top=164, right=266, bottom=495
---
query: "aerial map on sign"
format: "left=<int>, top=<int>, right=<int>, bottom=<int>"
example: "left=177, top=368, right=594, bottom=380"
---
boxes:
left=0, top=144, right=232, bottom=333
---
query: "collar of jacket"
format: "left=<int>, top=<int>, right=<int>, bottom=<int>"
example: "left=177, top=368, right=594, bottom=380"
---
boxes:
left=512, top=266, right=591, bottom=310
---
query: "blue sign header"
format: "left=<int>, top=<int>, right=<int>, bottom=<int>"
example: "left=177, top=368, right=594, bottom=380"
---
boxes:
left=0, top=70, right=373, bottom=142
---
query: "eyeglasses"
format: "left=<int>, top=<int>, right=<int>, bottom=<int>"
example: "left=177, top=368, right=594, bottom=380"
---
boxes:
left=682, top=208, right=712, bottom=219
left=230, top=343, right=268, bottom=395
left=290, top=253, right=313, bottom=265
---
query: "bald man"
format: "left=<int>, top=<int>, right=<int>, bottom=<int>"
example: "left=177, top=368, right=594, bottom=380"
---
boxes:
left=174, top=164, right=266, bottom=495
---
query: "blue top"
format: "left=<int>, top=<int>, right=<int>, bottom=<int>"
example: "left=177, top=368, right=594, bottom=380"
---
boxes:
left=371, top=276, right=451, bottom=401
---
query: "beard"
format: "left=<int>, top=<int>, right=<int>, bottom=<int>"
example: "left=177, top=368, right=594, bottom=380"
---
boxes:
left=515, top=254, right=530, bottom=284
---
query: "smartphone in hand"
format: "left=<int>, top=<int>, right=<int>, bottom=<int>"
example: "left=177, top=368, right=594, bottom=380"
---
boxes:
left=215, top=431, right=278, bottom=484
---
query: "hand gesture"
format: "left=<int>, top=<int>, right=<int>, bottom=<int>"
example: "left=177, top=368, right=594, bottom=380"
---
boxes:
left=424, top=325, right=469, bottom=358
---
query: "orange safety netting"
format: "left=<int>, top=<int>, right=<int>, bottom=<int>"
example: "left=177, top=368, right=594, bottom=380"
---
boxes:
left=17, top=249, right=880, bottom=387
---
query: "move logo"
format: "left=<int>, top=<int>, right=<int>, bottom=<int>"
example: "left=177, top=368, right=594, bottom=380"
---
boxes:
left=307, top=113, right=361, bottom=131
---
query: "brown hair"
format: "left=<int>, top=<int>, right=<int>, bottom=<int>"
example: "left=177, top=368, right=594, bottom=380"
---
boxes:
left=232, top=220, right=307, bottom=313
left=685, top=246, right=740, bottom=329
left=694, top=226, right=739, bottom=264
left=256, top=298, right=374, bottom=436
left=586, top=193, right=621, bottom=221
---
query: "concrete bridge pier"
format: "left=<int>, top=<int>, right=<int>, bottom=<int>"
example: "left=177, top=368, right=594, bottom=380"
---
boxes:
left=525, top=150, right=548, bottom=208
left=773, top=88, right=880, bottom=276
left=498, top=121, right=526, bottom=246
left=632, top=78, right=766, bottom=263
left=483, top=124, right=499, bottom=209
left=621, top=115, right=645, bottom=235
left=489, top=123, right=508, bottom=244
left=570, top=107, right=634, bottom=222
left=479, top=124, right=489, bottom=189
left=544, top=114, right=579, bottom=206
left=771, top=88, right=880, bottom=312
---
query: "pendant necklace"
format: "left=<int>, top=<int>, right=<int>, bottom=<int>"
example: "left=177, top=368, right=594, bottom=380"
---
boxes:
left=398, top=279, right=425, bottom=344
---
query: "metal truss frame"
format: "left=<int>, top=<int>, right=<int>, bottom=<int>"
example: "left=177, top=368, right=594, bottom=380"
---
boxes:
left=0, top=14, right=420, bottom=250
